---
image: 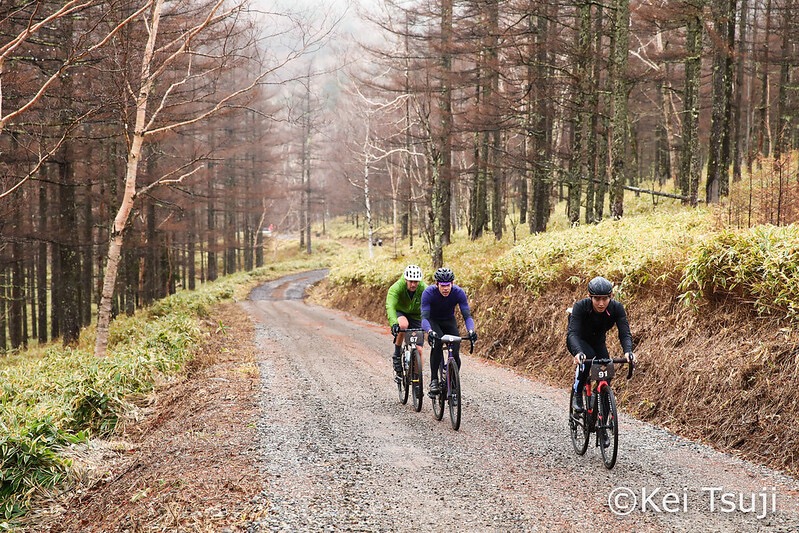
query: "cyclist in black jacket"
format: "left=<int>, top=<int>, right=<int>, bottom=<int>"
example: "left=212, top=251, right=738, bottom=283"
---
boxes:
left=567, top=276, right=635, bottom=412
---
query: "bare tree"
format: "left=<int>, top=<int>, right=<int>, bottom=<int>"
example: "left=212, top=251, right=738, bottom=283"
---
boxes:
left=94, top=0, right=322, bottom=356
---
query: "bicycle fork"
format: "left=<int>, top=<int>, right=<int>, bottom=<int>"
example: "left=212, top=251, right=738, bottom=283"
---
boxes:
left=405, top=347, right=422, bottom=387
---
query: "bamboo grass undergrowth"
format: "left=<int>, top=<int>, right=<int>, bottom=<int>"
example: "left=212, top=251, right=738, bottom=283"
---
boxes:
left=0, top=248, right=332, bottom=526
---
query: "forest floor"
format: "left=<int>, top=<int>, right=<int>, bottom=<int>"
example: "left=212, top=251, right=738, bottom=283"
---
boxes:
left=21, top=302, right=266, bottom=532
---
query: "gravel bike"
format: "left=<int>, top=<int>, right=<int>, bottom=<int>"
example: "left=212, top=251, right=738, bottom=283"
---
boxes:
left=569, top=355, right=634, bottom=469
left=395, top=328, right=425, bottom=412
left=429, top=334, right=474, bottom=431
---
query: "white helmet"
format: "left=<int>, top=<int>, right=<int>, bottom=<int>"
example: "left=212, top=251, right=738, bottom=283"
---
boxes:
left=404, top=264, right=423, bottom=281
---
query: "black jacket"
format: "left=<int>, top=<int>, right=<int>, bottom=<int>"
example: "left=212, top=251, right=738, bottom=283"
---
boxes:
left=567, top=298, right=633, bottom=356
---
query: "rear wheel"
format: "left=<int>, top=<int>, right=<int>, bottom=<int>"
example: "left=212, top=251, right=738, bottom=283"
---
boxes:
left=411, top=348, right=424, bottom=412
left=432, top=366, right=445, bottom=421
left=448, top=359, right=461, bottom=430
left=599, top=387, right=619, bottom=469
left=569, top=387, right=589, bottom=455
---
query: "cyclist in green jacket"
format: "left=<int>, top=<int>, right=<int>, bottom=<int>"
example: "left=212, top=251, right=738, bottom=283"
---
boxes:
left=386, top=265, right=427, bottom=383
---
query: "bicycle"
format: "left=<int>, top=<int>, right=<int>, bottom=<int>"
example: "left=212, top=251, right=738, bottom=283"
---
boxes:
left=429, top=334, right=474, bottom=431
left=568, top=355, right=634, bottom=469
left=395, top=328, right=425, bottom=412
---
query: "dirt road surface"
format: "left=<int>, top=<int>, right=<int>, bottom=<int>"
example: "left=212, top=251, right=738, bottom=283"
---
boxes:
left=242, top=271, right=799, bottom=532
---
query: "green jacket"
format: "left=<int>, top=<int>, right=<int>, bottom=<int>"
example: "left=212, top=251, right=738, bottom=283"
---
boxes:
left=386, top=276, right=427, bottom=326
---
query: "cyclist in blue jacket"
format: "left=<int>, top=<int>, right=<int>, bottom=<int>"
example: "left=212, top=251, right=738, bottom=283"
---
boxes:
left=567, top=276, right=635, bottom=412
left=421, top=267, right=477, bottom=394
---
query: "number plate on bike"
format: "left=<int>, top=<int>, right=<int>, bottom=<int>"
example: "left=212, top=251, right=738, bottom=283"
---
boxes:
left=590, top=362, right=615, bottom=381
left=407, top=332, right=422, bottom=346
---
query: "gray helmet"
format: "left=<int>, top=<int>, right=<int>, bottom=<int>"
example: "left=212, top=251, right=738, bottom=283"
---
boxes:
left=434, top=267, right=455, bottom=283
left=404, top=264, right=423, bottom=281
left=588, top=276, right=613, bottom=296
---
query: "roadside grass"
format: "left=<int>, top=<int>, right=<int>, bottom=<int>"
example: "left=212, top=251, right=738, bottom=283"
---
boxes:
left=328, top=208, right=715, bottom=296
left=327, top=202, right=799, bottom=322
left=0, top=241, right=333, bottom=528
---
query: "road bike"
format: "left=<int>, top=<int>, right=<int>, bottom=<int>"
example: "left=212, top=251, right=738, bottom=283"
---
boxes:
left=429, top=334, right=474, bottom=431
left=568, top=355, right=634, bottom=469
left=395, top=328, right=425, bottom=412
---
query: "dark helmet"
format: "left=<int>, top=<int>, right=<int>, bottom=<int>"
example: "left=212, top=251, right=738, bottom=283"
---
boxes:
left=434, top=267, right=455, bottom=283
left=587, top=276, right=613, bottom=296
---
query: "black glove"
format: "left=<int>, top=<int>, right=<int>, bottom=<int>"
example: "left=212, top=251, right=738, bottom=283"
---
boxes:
left=391, top=324, right=400, bottom=336
left=468, top=330, right=477, bottom=342
left=427, top=330, right=437, bottom=347
left=575, top=352, right=586, bottom=365
left=625, top=352, right=635, bottom=364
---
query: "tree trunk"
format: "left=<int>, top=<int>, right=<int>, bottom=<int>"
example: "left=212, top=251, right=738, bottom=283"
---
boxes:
left=570, top=0, right=592, bottom=225
left=756, top=0, right=772, bottom=161
left=80, top=186, right=93, bottom=327
left=732, top=0, right=750, bottom=183
left=774, top=0, right=793, bottom=163
left=207, top=160, right=218, bottom=282
left=706, top=0, right=735, bottom=203
left=95, top=0, right=164, bottom=358
left=609, top=0, right=630, bottom=219
left=680, top=10, right=703, bottom=206
left=439, top=0, right=453, bottom=246
left=528, top=9, right=554, bottom=234
left=58, top=157, right=81, bottom=346
left=589, top=3, right=605, bottom=221
left=10, top=230, right=24, bottom=349
left=37, top=181, right=48, bottom=344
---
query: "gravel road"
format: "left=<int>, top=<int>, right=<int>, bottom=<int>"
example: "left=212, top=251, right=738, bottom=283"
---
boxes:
left=241, top=271, right=799, bottom=532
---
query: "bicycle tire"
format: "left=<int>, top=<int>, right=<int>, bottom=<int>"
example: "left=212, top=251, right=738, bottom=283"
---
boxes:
left=398, top=348, right=410, bottom=405
left=569, top=387, right=589, bottom=455
left=599, top=387, right=619, bottom=469
left=411, top=348, right=424, bottom=412
left=432, top=366, right=445, bottom=421
left=448, top=359, right=461, bottom=430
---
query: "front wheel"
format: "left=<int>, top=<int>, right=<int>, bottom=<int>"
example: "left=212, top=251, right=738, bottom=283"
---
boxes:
left=599, top=387, right=619, bottom=469
left=411, top=348, right=424, bottom=412
left=448, top=359, right=461, bottom=430
left=569, top=387, right=589, bottom=455
left=432, top=366, right=445, bottom=421
left=398, top=349, right=410, bottom=405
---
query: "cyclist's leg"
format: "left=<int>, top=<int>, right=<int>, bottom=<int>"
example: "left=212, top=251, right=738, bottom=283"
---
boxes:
left=572, top=344, right=599, bottom=411
left=428, top=321, right=444, bottom=392
left=396, top=314, right=410, bottom=344
left=393, top=314, right=411, bottom=376
left=574, top=344, right=604, bottom=392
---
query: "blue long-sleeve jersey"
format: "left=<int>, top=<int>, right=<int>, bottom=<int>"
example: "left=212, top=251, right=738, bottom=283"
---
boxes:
left=420, top=284, right=475, bottom=332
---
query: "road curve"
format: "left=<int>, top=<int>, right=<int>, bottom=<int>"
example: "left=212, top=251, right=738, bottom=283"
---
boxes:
left=241, top=270, right=799, bottom=532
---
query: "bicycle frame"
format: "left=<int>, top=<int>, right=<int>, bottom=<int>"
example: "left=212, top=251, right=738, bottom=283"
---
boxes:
left=436, top=335, right=473, bottom=395
left=583, top=358, right=627, bottom=429
left=570, top=356, right=633, bottom=469
left=431, top=334, right=474, bottom=430
left=395, top=327, right=425, bottom=410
